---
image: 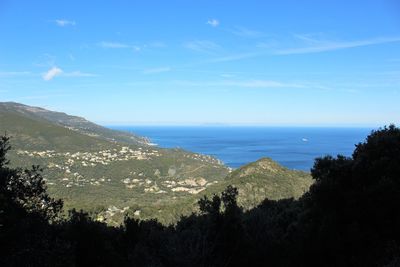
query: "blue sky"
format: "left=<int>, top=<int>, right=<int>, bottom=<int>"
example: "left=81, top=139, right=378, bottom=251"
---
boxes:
left=0, top=0, right=399, bottom=126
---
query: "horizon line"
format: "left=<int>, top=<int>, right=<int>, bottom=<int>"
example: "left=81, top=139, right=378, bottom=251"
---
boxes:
left=101, top=123, right=386, bottom=128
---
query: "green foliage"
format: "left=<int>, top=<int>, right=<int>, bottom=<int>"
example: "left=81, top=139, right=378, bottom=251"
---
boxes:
left=0, top=136, right=62, bottom=220
left=198, top=194, right=222, bottom=215
left=0, top=135, right=11, bottom=167
left=0, top=136, right=66, bottom=266
left=2, top=125, right=400, bottom=266
left=201, top=157, right=312, bottom=210
left=221, top=185, right=239, bottom=211
left=7, top=165, right=63, bottom=221
left=298, top=124, right=400, bottom=266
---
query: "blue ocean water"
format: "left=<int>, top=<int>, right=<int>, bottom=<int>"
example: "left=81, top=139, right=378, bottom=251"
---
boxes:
left=110, top=126, right=373, bottom=172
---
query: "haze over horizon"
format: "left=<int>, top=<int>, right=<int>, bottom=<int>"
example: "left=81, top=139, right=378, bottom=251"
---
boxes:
left=1, top=0, right=399, bottom=126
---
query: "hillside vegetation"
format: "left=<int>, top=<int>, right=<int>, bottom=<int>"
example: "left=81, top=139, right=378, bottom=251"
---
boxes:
left=0, top=102, right=312, bottom=224
left=1, top=125, right=399, bottom=266
left=0, top=102, right=148, bottom=146
left=201, top=157, right=312, bottom=209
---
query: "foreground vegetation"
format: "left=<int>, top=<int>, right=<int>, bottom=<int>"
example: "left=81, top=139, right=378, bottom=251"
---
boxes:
left=1, top=125, right=400, bottom=266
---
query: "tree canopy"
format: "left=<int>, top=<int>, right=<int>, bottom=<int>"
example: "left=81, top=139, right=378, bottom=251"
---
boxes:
left=1, top=125, right=400, bottom=266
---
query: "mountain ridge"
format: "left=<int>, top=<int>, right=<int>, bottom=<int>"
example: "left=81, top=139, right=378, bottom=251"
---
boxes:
left=0, top=102, right=149, bottom=146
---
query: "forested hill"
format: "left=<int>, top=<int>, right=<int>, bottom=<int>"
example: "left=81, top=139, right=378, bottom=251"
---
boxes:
left=0, top=102, right=149, bottom=146
left=0, top=102, right=312, bottom=224
left=0, top=102, right=230, bottom=222
left=1, top=125, right=400, bottom=266
left=201, top=157, right=312, bottom=209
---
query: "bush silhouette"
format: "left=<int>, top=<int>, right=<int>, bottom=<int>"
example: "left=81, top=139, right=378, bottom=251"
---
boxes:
left=1, top=125, right=400, bottom=266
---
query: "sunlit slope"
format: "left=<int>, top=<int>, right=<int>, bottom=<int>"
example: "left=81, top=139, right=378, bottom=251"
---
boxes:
left=0, top=102, right=312, bottom=224
left=0, top=102, right=148, bottom=146
left=201, top=157, right=313, bottom=208
left=0, top=102, right=230, bottom=224
left=0, top=108, right=114, bottom=151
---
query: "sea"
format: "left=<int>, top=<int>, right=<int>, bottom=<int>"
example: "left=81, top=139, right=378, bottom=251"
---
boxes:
left=109, top=126, right=373, bottom=172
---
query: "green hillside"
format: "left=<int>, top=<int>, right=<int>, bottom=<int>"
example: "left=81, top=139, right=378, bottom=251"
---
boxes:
left=0, top=109, right=115, bottom=152
left=219, top=157, right=312, bottom=207
left=0, top=102, right=148, bottom=146
left=0, top=102, right=312, bottom=224
left=147, top=157, right=313, bottom=223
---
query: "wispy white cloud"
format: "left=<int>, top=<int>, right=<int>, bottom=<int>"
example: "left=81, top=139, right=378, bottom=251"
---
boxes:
left=42, top=67, right=96, bottom=81
left=0, top=71, right=31, bottom=77
left=62, top=71, right=98, bottom=77
left=171, top=79, right=304, bottom=89
left=292, top=33, right=325, bottom=44
left=43, top=67, right=63, bottom=81
left=230, top=26, right=264, bottom=38
left=275, top=36, right=400, bottom=55
left=98, top=41, right=146, bottom=52
left=206, top=52, right=260, bottom=63
left=198, top=35, right=400, bottom=64
left=55, top=19, right=76, bottom=27
left=222, top=80, right=302, bottom=88
left=143, top=67, right=171, bottom=74
left=184, top=40, right=221, bottom=53
left=98, top=41, right=130, bottom=49
left=207, top=19, right=219, bottom=27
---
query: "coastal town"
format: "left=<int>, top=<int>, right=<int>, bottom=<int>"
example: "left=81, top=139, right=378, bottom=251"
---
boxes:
left=16, top=145, right=226, bottom=195
left=15, top=145, right=227, bottom=223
